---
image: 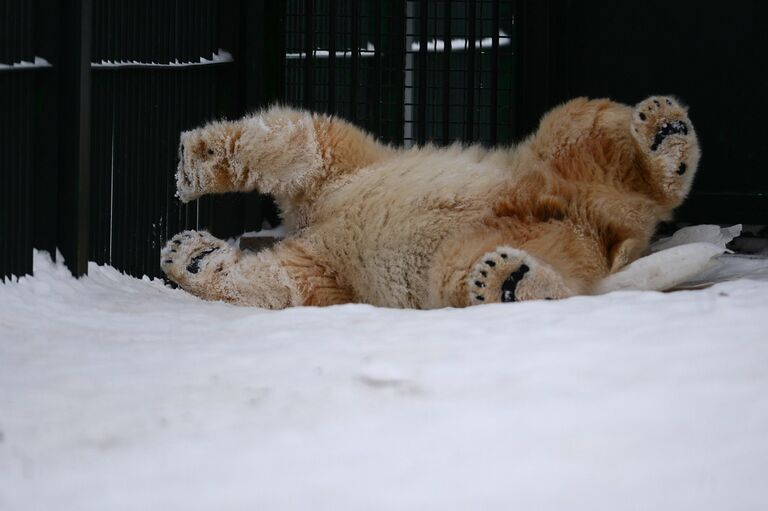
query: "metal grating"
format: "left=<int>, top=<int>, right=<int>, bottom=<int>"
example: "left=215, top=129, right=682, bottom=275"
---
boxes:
left=285, top=0, right=406, bottom=144
left=284, top=0, right=516, bottom=147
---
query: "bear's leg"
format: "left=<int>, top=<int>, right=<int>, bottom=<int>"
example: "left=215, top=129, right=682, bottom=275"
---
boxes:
left=160, top=231, right=351, bottom=308
left=176, top=107, right=392, bottom=204
left=429, top=241, right=580, bottom=307
left=630, top=96, right=700, bottom=204
left=428, top=219, right=618, bottom=307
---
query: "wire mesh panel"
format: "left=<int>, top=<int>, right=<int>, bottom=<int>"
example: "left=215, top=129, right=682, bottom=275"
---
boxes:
left=0, top=0, right=36, bottom=280
left=285, top=0, right=406, bottom=144
left=404, top=0, right=515, bottom=146
left=284, top=0, right=515, bottom=147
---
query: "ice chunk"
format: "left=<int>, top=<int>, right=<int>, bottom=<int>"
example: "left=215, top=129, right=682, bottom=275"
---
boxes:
left=650, top=224, right=741, bottom=252
left=595, top=242, right=728, bottom=293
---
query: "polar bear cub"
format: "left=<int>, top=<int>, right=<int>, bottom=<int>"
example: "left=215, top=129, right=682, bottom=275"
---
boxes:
left=161, top=96, right=699, bottom=309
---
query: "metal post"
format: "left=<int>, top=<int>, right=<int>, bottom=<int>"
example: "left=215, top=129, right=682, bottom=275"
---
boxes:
left=58, top=0, right=92, bottom=277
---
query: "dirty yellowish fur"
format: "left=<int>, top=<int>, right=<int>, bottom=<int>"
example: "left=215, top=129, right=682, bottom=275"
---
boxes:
left=161, top=96, right=700, bottom=309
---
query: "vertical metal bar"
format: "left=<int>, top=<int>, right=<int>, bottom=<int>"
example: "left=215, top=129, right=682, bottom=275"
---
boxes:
left=464, top=0, right=476, bottom=143
left=403, top=0, right=415, bottom=146
left=5, top=74, right=15, bottom=277
left=138, top=2, right=149, bottom=275
left=89, top=9, right=101, bottom=265
left=393, top=0, right=406, bottom=145
left=13, top=72, right=18, bottom=275
left=417, top=0, right=427, bottom=145
left=25, top=73, right=33, bottom=275
left=24, top=73, right=33, bottom=275
left=442, top=0, right=451, bottom=144
left=1, top=76, right=6, bottom=277
left=58, top=0, right=92, bottom=277
left=6, top=72, right=14, bottom=275
left=328, top=0, right=336, bottom=113
left=490, top=0, right=499, bottom=145
left=373, top=0, right=382, bottom=135
left=90, top=1, right=100, bottom=263
left=350, top=0, right=359, bottom=121
left=304, top=0, right=314, bottom=109
left=3, top=74, right=10, bottom=277
left=167, top=0, right=180, bottom=241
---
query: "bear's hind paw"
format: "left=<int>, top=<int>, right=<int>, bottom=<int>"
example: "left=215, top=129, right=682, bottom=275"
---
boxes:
left=468, top=248, right=573, bottom=305
left=631, top=96, right=699, bottom=199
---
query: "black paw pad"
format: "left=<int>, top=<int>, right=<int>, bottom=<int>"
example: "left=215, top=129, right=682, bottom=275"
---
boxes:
left=186, top=248, right=217, bottom=274
left=650, top=120, right=689, bottom=151
left=500, top=264, right=530, bottom=303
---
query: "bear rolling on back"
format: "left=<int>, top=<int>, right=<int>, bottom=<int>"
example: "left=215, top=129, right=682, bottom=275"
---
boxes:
left=161, top=96, right=699, bottom=309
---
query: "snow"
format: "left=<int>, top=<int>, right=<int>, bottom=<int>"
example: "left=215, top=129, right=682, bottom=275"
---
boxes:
left=2, top=251, right=768, bottom=510
left=597, top=225, right=750, bottom=293
left=285, top=29, right=513, bottom=60
left=0, top=57, right=51, bottom=71
left=651, top=224, right=742, bottom=253
left=595, top=241, right=728, bottom=293
left=91, top=49, right=233, bottom=69
left=409, top=30, right=512, bottom=52
left=286, top=43, right=377, bottom=60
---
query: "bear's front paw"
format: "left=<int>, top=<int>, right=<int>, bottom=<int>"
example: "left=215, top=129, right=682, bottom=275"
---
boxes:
left=468, top=247, right=574, bottom=305
left=161, top=230, right=230, bottom=287
left=631, top=96, right=700, bottom=200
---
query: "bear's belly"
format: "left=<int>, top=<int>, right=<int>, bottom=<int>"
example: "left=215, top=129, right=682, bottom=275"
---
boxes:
left=322, top=206, right=479, bottom=308
left=312, top=152, right=509, bottom=307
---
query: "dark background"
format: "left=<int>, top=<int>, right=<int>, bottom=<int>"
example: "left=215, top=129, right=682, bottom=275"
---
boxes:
left=1, top=0, right=766, bottom=280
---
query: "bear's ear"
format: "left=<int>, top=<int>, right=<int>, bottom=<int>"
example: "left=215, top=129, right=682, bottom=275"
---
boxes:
left=608, top=238, right=643, bottom=273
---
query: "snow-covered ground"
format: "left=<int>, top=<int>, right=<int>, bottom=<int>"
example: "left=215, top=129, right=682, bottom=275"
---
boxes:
left=1, top=251, right=768, bottom=510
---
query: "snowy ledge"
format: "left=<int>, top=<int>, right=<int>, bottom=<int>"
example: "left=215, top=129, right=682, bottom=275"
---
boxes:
left=91, top=49, right=233, bottom=70
left=0, top=56, right=52, bottom=72
left=409, top=30, right=512, bottom=52
left=286, top=43, right=377, bottom=59
left=285, top=31, right=512, bottom=60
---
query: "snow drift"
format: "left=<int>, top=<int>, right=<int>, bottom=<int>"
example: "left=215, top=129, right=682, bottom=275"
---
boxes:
left=1, top=244, right=767, bottom=510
